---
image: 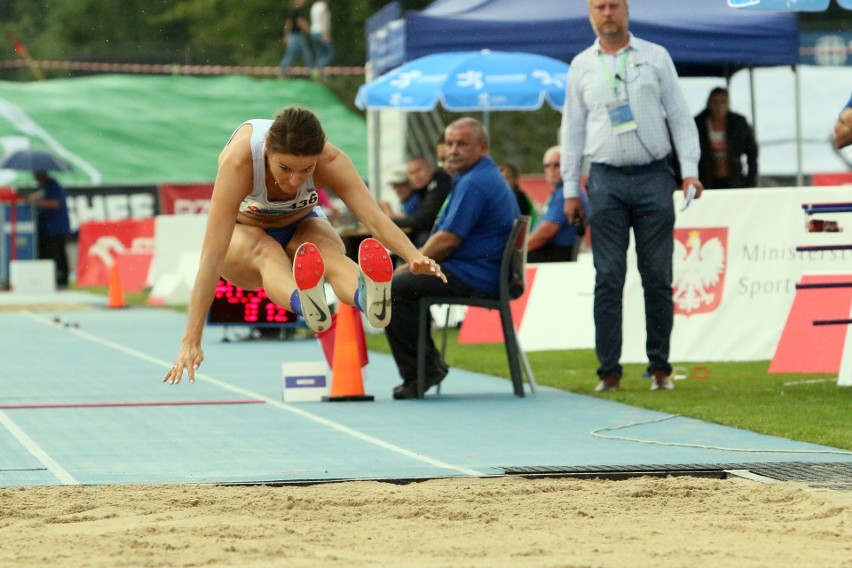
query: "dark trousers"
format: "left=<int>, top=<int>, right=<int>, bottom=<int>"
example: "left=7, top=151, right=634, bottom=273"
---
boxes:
left=587, top=160, right=675, bottom=379
left=384, top=269, right=477, bottom=383
left=38, top=234, right=69, bottom=287
left=527, top=243, right=577, bottom=263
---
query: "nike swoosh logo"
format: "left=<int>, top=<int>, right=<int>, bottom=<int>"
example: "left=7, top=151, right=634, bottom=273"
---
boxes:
left=375, top=289, right=388, bottom=321
left=307, top=296, right=328, bottom=322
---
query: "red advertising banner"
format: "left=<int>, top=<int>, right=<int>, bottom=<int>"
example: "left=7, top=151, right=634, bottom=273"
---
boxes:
left=770, top=274, right=852, bottom=374
left=158, top=183, right=214, bottom=215
left=458, top=267, right=537, bottom=344
left=811, top=173, right=852, bottom=186
left=76, top=218, right=155, bottom=287
left=518, top=175, right=588, bottom=207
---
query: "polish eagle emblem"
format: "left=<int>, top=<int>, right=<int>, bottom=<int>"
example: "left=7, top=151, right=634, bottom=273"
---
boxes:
left=672, top=228, right=727, bottom=315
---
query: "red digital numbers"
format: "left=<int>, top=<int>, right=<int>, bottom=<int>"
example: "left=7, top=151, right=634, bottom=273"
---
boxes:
left=208, top=279, right=295, bottom=325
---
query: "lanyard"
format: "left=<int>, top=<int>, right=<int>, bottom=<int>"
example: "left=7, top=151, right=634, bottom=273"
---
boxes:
left=597, top=51, right=629, bottom=97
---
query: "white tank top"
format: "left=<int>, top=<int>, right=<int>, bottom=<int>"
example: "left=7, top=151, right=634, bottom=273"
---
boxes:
left=310, top=2, right=328, bottom=34
left=231, top=119, right=320, bottom=219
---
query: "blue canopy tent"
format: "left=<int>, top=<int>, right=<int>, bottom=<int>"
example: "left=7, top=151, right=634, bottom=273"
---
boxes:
left=402, top=0, right=799, bottom=77
left=729, top=0, right=852, bottom=11
left=368, top=0, right=806, bottom=183
left=364, top=0, right=805, bottom=184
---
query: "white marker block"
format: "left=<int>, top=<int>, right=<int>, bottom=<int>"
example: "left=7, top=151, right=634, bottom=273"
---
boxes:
left=282, top=361, right=330, bottom=402
left=10, top=260, right=55, bottom=293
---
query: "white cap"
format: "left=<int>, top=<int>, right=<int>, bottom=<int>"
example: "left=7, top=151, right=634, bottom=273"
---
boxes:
left=387, top=166, right=409, bottom=185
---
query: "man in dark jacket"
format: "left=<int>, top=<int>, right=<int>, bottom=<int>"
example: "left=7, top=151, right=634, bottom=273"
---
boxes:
left=694, top=87, right=758, bottom=189
left=389, top=156, right=452, bottom=248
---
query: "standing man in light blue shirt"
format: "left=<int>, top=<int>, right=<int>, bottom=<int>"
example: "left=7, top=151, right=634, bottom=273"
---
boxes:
left=560, top=0, right=703, bottom=393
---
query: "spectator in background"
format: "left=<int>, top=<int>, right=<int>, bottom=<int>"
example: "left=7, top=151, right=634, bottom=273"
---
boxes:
left=380, top=158, right=452, bottom=248
left=527, top=146, right=587, bottom=263
left=405, top=156, right=453, bottom=246
left=309, top=0, right=334, bottom=77
left=694, top=87, right=758, bottom=189
left=834, top=92, right=852, bottom=149
left=379, top=166, right=422, bottom=224
left=379, top=167, right=422, bottom=266
left=279, top=0, right=313, bottom=76
left=436, top=132, right=449, bottom=172
left=499, top=162, right=537, bottom=225
left=561, top=0, right=703, bottom=393
left=315, top=186, right=340, bottom=225
left=28, top=171, right=72, bottom=288
left=385, top=118, right=519, bottom=399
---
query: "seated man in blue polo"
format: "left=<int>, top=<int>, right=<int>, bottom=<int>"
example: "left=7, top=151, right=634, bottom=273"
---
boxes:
left=527, top=145, right=589, bottom=263
left=384, top=117, right=520, bottom=400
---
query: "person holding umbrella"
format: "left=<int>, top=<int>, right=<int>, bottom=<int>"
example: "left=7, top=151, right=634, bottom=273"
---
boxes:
left=28, top=170, right=72, bottom=288
left=0, top=148, right=74, bottom=289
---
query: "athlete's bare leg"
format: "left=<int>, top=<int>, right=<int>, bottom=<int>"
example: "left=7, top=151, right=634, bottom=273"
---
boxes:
left=220, top=224, right=298, bottom=311
left=221, top=218, right=360, bottom=307
left=288, top=217, right=359, bottom=305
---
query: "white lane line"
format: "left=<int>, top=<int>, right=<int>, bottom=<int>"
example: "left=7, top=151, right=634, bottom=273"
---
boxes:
left=0, top=410, right=78, bottom=485
left=21, top=312, right=486, bottom=477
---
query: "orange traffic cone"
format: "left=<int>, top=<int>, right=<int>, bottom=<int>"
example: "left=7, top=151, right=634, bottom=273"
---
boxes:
left=322, top=304, right=374, bottom=402
left=316, top=312, right=369, bottom=369
left=108, top=261, right=126, bottom=309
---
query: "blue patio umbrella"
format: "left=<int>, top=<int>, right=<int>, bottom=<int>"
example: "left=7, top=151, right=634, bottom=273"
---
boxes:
left=0, top=149, right=72, bottom=172
left=355, top=50, right=569, bottom=123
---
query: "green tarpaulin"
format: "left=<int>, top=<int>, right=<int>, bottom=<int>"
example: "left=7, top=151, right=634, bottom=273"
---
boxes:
left=0, top=74, right=367, bottom=187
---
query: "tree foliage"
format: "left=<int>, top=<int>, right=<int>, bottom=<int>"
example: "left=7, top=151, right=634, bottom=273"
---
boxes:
left=11, top=1, right=835, bottom=173
left=1, top=0, right=433, bottom=67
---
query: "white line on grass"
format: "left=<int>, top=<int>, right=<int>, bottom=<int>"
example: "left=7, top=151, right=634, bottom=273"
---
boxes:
left=21, top=311, right=486, bottom=478
left=592, top=414, right=852, bottom=455
left=782, top=379, right=831, bottom=386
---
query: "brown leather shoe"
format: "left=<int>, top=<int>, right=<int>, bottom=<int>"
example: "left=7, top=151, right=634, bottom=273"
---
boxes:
left=651, top=371, right=674, bottom=391
left=595, top=374, right=621, bottom=392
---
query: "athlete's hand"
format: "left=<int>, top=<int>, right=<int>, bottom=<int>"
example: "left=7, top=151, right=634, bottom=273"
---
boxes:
left=408, top=256, right=447, bottom=283
left=163, top=341, right=204, bottom=385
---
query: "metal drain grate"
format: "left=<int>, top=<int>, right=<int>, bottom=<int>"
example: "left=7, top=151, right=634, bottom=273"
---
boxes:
left=500, top=462, right=852, bottom=491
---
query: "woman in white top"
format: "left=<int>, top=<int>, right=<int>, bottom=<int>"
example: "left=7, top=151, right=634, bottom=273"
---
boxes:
left=310, top=0, right=334, bottom=70
left=164, top=105, right=444, bottom=384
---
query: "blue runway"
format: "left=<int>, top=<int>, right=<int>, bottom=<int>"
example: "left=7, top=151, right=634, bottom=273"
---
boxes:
left=1, top=292, right=851, bottom=488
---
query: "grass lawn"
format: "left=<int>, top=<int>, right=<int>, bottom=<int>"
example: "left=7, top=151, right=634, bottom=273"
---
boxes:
left=365, top=328, right=852, bottom=452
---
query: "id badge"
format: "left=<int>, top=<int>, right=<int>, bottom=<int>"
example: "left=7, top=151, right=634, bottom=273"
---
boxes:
left=607, top=100, right=637, bottom=134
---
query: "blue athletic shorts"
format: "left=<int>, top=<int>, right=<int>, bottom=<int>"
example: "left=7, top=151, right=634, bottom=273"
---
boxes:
left=239, top=207, right=326, bottom=248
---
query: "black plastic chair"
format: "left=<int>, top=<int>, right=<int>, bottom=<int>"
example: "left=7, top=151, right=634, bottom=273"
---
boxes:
left=416, top=215, right=537, bottom=398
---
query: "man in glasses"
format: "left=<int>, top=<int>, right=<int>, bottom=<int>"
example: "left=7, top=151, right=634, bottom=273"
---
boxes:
left=527, top=146, right=588, bottom=263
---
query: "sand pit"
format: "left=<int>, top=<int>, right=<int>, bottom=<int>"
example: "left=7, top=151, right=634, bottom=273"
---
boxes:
left=1, top=476, right=850, bottom=567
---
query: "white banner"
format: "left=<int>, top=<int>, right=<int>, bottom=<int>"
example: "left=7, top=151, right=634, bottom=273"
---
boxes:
left=519, top=186, right=852, bottom=362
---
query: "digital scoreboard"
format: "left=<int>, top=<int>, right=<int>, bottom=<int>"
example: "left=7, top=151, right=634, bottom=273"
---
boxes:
left=206, top=278, right=299, bottom=327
